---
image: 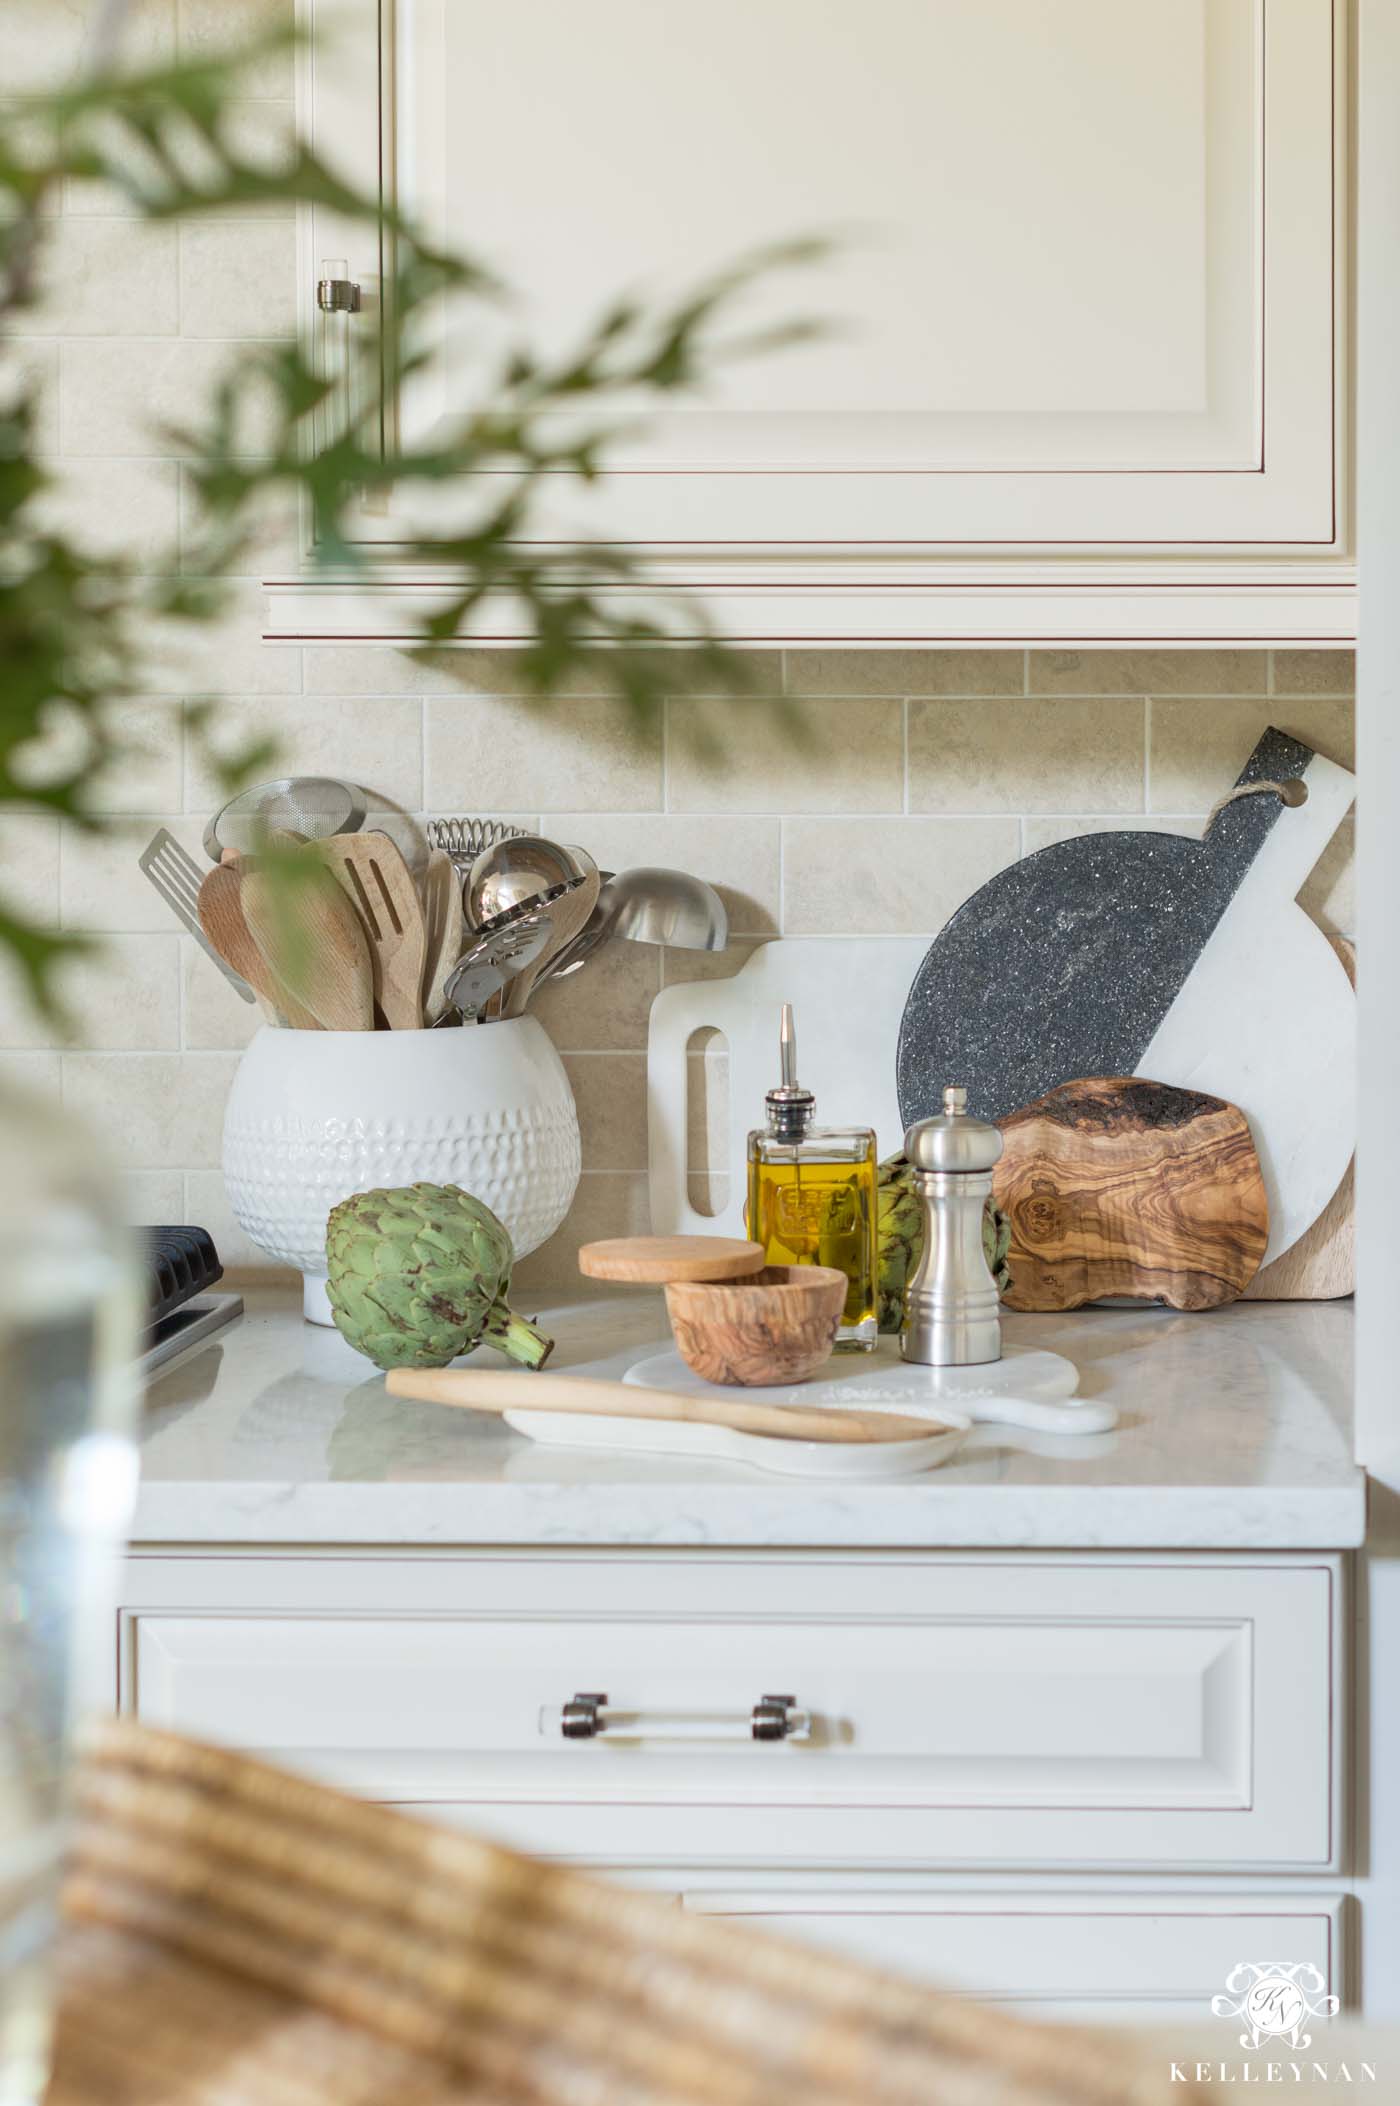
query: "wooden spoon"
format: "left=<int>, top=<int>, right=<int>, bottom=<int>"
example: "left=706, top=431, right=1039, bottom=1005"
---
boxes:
left=385, top=1367, right=952, bottom=1446
left=502, top=867, right=601, bottom=1017
left=419, top=847, right=464, bottom=1026
left=240, top=860, right=376, bottom=1032
left=317, top=832, right=426, bottom=1029
left=196, top=861, right=320, bottom=1029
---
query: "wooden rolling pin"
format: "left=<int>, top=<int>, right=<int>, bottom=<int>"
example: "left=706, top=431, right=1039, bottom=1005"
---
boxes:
left=384, top=1367, right=950, bottom=1445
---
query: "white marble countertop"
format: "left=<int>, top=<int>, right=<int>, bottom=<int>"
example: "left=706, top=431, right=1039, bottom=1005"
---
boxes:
left=133, top=1281, right=1364, bottom=1549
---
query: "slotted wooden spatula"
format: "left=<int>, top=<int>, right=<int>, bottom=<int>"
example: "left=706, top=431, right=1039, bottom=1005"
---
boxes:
left=317, top=832, right=426, bottom=1029
left=420, top=847, right=464, bottom=1026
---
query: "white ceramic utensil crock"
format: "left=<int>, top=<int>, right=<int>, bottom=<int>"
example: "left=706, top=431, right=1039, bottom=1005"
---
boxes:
left=222, top=1021, right=581, bottom=1322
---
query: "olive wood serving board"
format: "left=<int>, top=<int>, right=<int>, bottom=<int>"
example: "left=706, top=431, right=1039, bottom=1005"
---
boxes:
left=992, top=1076, right=1268, bottom=1312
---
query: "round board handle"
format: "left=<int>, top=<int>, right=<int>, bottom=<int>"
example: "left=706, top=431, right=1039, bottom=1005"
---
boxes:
left=577, top=1235, right=766, bottom=1284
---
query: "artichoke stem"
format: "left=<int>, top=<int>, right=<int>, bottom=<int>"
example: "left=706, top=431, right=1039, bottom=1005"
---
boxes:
left=483, top=1296, right=554, bottom=1369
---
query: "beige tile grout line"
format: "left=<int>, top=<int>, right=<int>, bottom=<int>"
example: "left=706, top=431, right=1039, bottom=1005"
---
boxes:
left=1143, top=694, right=1153, bottom=813
left=660, top=686, right=671, bottom=815
left=777, top=816, right=786, bottom=935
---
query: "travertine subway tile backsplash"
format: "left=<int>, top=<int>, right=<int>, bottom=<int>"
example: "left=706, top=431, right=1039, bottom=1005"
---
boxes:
left=0, top=0, right=1359, bottom=1290
left=0, top=641, right=1357, bottom=1290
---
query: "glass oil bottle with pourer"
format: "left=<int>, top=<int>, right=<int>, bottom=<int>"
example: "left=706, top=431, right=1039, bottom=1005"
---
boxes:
left=746, top=1004, right=878, bottom=1351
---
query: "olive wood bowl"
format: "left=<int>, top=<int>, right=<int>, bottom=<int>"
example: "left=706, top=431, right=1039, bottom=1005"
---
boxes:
left=663, top=1264, right=849, bottom=1387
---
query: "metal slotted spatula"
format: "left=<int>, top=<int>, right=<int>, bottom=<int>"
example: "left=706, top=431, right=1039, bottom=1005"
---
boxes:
left=140, top=828, right=255, bottom=1002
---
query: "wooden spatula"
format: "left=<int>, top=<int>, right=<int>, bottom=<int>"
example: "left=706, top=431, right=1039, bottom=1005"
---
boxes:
left=240, top=860, right=376, bottom=1032
left=197, top=861, right=320, bottom=1029
left=386, top=1367, right=950, bottom=1445
left=317, top=832, right=426, bottom=1029
left=501, top=867, right=601, bottom=1017
left=419, top=847, right=464, bottom=1026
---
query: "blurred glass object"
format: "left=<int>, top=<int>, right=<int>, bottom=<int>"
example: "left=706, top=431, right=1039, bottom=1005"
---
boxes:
left=0, top=1086, right=140, bottom=2104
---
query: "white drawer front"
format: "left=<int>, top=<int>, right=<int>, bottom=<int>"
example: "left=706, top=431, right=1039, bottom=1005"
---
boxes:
left=123, top=1554, right=1338, bottom=1871
left=681, top=1892, right=1345, bottom=2028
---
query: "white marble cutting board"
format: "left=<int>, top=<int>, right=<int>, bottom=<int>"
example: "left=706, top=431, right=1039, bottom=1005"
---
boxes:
left=647, top=936, right=926, bottom=1239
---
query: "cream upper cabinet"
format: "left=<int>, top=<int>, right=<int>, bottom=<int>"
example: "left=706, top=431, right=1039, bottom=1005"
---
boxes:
left=282, top=0, right=1351, bottom=643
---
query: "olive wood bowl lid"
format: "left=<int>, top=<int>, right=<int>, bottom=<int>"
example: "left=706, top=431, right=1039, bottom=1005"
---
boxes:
left=577, top=1235, right=766, bottom=1284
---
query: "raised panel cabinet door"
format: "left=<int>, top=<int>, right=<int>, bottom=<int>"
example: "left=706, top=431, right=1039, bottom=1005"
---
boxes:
left=120, top=1552, right=1340, bottom=1872
left=680, top=1891, right=1346, bottom=2027
left=299, top=0, right=1341, bottom=560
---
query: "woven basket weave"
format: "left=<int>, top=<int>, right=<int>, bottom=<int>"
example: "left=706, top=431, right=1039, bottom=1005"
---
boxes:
left=50, top=1720, right=1200, bottom=2104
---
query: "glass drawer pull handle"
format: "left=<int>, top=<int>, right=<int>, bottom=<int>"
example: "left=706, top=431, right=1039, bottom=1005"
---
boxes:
left=550, top=1693, right=811, bottom=1742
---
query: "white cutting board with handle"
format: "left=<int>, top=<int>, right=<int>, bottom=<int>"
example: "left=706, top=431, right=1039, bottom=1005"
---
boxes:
left=648, top=938, right=927, bottom=1237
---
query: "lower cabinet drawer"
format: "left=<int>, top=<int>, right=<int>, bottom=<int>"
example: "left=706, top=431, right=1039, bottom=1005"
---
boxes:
left=680, top=1892, right=1346, bottom=2028
left=121, top=1552, right=1339, bottom=1871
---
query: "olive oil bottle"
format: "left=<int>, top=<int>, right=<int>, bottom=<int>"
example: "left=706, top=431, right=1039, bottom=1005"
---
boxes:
left=746, top=1005, right=878, bottom=1351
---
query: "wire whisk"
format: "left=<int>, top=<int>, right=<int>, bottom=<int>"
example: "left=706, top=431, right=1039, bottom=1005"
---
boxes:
left=426, top=817, right=528, bottom=877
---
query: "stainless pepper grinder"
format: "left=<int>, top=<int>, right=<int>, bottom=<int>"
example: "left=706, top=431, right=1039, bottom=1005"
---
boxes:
left=901, top=1085, right=1004, bottom=1367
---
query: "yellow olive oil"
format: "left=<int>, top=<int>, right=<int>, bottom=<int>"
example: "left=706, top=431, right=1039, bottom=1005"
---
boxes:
left=745, top=1004, right=878, bottom=1352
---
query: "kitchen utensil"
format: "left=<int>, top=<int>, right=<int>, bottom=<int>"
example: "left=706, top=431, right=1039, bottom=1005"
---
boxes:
left=466, top=834, right=583, bottom=931
left=579, top=1235, right=767, bottom=1282
left=203, top=776, right=366, bottom=862
left=492, top=1404, right=967, bottom=1480
left=502, top=864, right=600, bottom=1016
left=1245, top=935, right=1355, bottom=1300
left=622, top=1342, right=1112, bottom=1429
left=992, top=1075, right=1269, bottom=1312
left=902, top=1085, right=1005, bottom=1366
left=419, top=847, right=464, bottom=1025
left=240, top=861, right=376, bottom=1033
left=315, top=831, right=426, bottom=1029
left=426, top=816, right=527, bottom=880
left=648, top=937, right=928, bottom=1239
left=140, top=828, right=256, bottom=1002
left=541, top=866, right=729, bottom=983
left=897, top=729, right=1356, bottom=1265
left=665, top=1263, right=849, bottom=1385
left=196, top=861, right=319, bottom=1027
left=222, top=1018, right=581, bottom=1320
left=385, top=1365, right=954, bottom=1446
left=440, top=911, right=554, bottom=1023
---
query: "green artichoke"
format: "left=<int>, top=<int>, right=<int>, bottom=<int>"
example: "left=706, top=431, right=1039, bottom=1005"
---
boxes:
left=325, top=1183, right=553, bottom=1373
left=877, top=1153, right=1012, bottom=1335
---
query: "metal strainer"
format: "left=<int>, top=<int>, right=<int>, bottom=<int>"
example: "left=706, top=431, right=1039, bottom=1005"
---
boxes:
left=203, top=776, right=367, bottom=861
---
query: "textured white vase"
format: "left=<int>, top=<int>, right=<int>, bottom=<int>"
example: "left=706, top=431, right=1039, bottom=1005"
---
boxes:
left=223, top=1022, right=581, bottom=1322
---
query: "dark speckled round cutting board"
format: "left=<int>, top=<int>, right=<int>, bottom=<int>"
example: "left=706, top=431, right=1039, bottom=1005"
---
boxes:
left=896, top=727, right=1333, bottom=1134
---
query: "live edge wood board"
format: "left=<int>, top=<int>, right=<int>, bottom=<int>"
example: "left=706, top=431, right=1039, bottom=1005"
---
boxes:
left=993, top=1077, right=1269, bottom=1313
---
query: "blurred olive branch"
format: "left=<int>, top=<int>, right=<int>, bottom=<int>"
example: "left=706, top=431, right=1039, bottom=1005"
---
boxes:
left=0, top=16, right=826, bottom=1026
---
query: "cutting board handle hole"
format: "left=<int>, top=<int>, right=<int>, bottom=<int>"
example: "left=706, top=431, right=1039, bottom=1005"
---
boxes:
left=685, top=1026, right=731, bottom=1219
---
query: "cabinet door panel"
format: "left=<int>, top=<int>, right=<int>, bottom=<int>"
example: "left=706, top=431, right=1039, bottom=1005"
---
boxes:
left=303, top=0, right=1340, bottom=555
left=682, top=1891, right=1345, bottom=2025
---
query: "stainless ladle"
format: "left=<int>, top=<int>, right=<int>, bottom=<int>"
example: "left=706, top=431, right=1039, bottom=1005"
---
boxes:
left=538, top=867, right=728, bottom=983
